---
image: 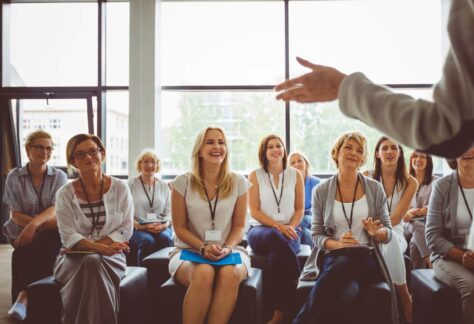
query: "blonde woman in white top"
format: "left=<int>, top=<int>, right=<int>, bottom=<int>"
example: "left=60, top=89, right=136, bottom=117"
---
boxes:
left=248, top=134, right=304, bottom=324
left=170, top=127, right=250, bottom=324
left=364, top=136, right=417, bottom=323
left=54, top=134, right=133, bottom=324
left=128, top=149, right=172, bottom=266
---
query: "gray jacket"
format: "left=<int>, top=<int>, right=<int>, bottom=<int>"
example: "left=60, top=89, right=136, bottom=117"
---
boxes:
left=426, top=172, right=467, bottom=263
left=300, top=173, right=399, bottom=324
left=339, top=0, right=474, bottom=159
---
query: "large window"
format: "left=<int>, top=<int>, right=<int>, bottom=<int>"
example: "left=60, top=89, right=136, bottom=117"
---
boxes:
left=1, top=1, right=130, bottom=175
left=160, top=0, right=445, bottom=175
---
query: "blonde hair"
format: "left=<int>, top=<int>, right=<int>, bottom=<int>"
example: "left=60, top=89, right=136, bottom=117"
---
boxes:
left=135, top=149, right=161, bottom=173
left=66, top=134, right=106, bottom=176
left=190, top=127, right=233, bottom=200
left=330, top=131, right=368, bottom=168
left=288, top=151, right=311, bottom=178
left=25, top=130, right=53, bottom=147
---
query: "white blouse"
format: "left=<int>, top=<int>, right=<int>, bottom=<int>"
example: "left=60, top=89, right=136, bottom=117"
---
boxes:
left=249, top=167, right=297, bottom=226
left=55, top=177, right=134, bottom=248
left=127, top=176, right=171, bottom=223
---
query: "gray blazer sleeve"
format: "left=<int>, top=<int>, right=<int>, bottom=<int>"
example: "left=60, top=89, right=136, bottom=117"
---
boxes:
left=338, top=1, right=474, bottom=158
left=373, top=181, right=392, bottom=243
left=311, top=182, right=330, bottom=250
left=425, top=179, right=454, bottom=257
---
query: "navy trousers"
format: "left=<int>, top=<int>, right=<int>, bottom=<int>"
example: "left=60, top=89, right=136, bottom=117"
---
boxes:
left=293, top=253, right=383, bottom=324
left=128, top=227, right=173, bottom=266
left=11, top=229, right=61, bottom=302
left=247, top=225, right=301, bottom=312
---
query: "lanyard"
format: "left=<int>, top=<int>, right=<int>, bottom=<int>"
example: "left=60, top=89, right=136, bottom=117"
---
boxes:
left=203, top=184, right=220, bottom=230
left=457, top=171, right=473, bottom=220
left=79, top=176, right=104, bottom=235
left=415, top=183, right=423, bottom=202
left=27, top=163, right=47, bottom=211
left=336, top=176, right=359, bottom=231
left=267, top=171, right=285, bottom=213
left=139, top=176, right=155, bottom=209
left=381, top=177, right=397, bottom=214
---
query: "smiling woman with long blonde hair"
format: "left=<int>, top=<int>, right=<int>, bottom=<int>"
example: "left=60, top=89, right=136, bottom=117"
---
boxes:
left=169, top=127, right=250, bottom=324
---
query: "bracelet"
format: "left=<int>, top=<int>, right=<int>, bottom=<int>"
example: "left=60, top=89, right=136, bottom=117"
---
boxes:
left=222, top=244, right=233, bottom=253
left=199, top=242, right=208, bottom=256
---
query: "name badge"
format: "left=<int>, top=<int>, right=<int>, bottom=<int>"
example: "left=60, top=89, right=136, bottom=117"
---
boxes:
left=273, top=213, right=285, bottom=222
left=146, top=213, right=157, bottom=220
left=205, top=230, right=222, bottom=242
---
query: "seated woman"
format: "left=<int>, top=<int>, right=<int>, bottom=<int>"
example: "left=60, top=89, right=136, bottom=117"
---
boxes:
left=54, top=134, right=133, bottom=324
left=426, top=146, right=474, bottom=324
left=128, top=149, right=172, bottom=266
left=2, top=130, right=67, bottom=321
left=364, top=136, right=417, bottom=323
left=169, top=127, right=250, bottom=324
left=404, top=151, right=437, bottom=269
left=289, top=151, right=320, bottom=247
left=294, top=131, right=396, bottom=324
left=248, top=134, right=305, bottom=324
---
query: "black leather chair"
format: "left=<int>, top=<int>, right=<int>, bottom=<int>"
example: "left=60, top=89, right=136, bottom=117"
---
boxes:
left=143, top=248, right=263, bottom=324
left=412, top=269, right=462, bottom=324
left=26, top=266, right=148, bottom=324
left=295, top=279, right=392, bottom=324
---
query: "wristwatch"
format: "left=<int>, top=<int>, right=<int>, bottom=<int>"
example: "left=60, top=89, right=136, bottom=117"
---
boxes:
left=200, top=243, right=208, bottom=256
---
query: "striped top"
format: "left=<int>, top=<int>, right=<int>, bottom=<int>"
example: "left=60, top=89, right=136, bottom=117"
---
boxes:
left=3, top=165, right=68, bottom=242
left=77, top=197, right=106, bottom=234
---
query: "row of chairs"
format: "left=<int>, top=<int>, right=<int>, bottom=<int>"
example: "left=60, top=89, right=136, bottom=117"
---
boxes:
left=25, top=244, right=462, bottom=324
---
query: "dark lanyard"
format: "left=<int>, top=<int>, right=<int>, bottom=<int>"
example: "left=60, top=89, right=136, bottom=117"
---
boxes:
left=267, top=171, right=285, bottom=213
left=457, top=171, right=473, bottom=220
left=79, top=176, right=104, bottom=235
left=203, top=184, right=220, bottom=230
left=381, top=177, right=397, bottom=214
left=139, top=176, right=155, bottom=209
left=336, top=176, right=359, bottom=231
left=415, top=183, right=423, bottom=202
left=27, top=163, right=47, bottom=211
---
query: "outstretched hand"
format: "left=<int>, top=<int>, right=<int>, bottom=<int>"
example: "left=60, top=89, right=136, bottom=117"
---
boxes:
left=275, top=57, right=346, bottom=103
left=362, top=217, right=383, bottom=237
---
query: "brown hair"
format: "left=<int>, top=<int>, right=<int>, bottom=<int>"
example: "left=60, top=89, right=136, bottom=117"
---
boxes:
left=66, top=134, right=106, bottom=176
left=25, top=130, right=53, bottom=147
left=409, top=151, right=434, bottom=185
left=258, top=135, right=287, bottom=172
left=373, top=136, right=409, bottom=189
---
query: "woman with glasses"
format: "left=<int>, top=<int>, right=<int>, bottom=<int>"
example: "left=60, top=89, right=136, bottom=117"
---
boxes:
left=2, top=130, right=67, bottom=321
left=289, top=151, right=320, bottom=246
left=364, top=136, right=417, bottom=323
left=54, top=134, right=133, bottom=324
left=294, top=131, right=396, bottom=324
left=169, top=127, right=250, bottom=324
left=404, top=152, right=437, bottom=269
left=426, top=147, right=474, bottom=324
left=248, top=134, right=305, bottom=324
left=128, top=149, right=172, bottom=266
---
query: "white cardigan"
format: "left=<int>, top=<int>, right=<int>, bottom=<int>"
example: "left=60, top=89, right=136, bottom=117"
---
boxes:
left=55, top=177, right=134, bottom=248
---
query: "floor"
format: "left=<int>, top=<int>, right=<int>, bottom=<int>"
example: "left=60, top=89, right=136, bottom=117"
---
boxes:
left=0, top=244, right=18, bottom=324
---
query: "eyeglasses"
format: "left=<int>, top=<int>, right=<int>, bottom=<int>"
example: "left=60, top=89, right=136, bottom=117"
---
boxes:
left=30, top=144, right=54, bottom=153
left=73, top=147, right=101, bottom=160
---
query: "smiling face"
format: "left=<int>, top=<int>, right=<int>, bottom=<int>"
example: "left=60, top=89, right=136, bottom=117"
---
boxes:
left=457, top=146, right=474, bottom=173
left=26, top=137, right=53, bottom=166
left=199, top=129, right=227, bottom=166
left=72, top=139, right=104, bottom=174
left=266, top=138, right=285, bottom=164
left=290, top=153, right=307, bottom=176
left=337, top=138, right=364, bottom=171
left=140, top=155, right=158, bottom=178
left=411, top=152, right=427, bottom=173
left=376, top=139, right=400, bottom=167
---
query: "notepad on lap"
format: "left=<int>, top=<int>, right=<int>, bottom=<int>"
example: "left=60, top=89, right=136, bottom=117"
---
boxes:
left=180, top=249, right=242, bottom=265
